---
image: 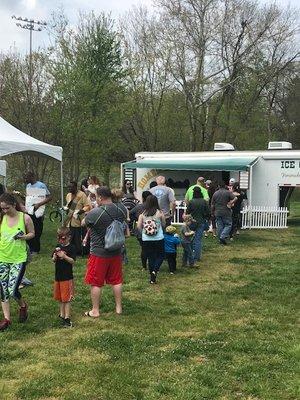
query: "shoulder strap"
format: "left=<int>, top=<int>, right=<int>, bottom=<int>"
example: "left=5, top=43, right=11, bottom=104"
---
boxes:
left=104, top=203, right=126, bottom=221
left=94, top=207, right=107, bottom=226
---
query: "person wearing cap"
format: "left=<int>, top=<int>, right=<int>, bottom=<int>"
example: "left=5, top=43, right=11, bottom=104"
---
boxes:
left=164, top=225, right=181, bottom=274
left=185, top=177, right=209, bottom=204
left=228, top=178, right=235, bottom=192
left=205, top=179, right=212, bottom=189
left=211, top=181, right=237, bottom=245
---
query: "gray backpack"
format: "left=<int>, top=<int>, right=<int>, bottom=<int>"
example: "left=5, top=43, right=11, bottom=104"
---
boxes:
left=102, top=205, right=126, bottom=251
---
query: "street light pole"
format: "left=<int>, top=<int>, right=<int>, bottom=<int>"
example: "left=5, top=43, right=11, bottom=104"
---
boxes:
left=11, top=15, right=47, bottom=135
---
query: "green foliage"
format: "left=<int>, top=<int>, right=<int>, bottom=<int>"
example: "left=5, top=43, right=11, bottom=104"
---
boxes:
left=0, top=1, right=299, bottom=188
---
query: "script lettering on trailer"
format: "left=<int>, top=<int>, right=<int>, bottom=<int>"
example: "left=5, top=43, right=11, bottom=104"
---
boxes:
left=138, top=169, right=157, bottom=189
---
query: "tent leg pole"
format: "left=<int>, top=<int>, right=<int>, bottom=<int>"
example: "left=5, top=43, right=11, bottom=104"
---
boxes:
left=60, top=161, right=64, bottom=225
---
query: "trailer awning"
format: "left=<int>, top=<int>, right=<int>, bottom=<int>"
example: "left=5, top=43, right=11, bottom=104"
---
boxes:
left=123, top=156, right=258, bottom=171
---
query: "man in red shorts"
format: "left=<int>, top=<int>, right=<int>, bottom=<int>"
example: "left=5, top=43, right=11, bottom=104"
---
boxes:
left=83, top=186, right=127, bottom=317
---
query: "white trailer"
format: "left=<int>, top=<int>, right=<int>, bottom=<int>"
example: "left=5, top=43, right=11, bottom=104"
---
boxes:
left=121, top=142, right=300, bottom=228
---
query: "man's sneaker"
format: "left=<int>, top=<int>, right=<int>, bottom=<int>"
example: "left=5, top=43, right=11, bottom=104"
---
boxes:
left=63, top=318, right=73, bottom=328
left=219, top=238, right=227, bottom=246
left=19, top=303, right=28, bottom=323
left=0, top=318, right=11, bottom=331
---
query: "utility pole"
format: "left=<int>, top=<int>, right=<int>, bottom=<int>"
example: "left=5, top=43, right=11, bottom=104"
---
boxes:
left=12, top=15, right=47, bottom=135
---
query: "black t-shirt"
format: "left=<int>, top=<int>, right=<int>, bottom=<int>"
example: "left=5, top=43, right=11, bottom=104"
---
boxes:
left=54, top=243, right=76, bottom=281
left=232, top=191, right=247, bottom=214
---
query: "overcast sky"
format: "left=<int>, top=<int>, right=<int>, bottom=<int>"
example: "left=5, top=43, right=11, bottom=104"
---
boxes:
left=0, top=0, right=298, bottom=54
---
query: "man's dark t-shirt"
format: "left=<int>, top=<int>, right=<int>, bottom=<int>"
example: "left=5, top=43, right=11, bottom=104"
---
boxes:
left=186, top=198, right=210, bottom=224
left=85, top=202, right=127, bottom=257
left=211, top=188, right=235, bottom=218
left=54, top=243, right=76, bottom=281
left=129, top=203, right=145, bottom=221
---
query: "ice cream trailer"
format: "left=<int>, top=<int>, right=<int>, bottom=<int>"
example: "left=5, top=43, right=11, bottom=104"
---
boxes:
left=121, top=142, right=300, bottom=227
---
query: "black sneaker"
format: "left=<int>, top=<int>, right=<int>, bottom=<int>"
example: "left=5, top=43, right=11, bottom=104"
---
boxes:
left=150, top=271, right=157, bottom=284
left=219, top=238, right=227, bottom=245
left=63, top=318, right=73, bottom=328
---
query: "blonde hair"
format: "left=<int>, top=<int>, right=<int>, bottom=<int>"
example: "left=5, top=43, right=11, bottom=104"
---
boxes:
left=111, top=188, right=124, bottom=203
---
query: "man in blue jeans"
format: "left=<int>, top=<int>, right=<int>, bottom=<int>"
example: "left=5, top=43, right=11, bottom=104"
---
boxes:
left=211, top=181, right=237, bottom=245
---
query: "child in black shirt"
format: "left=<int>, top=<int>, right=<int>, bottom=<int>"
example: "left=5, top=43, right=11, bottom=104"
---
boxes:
left=52, top=227, right=76, bottom=327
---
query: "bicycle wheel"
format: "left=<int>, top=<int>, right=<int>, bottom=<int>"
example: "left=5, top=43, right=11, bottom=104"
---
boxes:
left=49, top=210, right=62, bottom=223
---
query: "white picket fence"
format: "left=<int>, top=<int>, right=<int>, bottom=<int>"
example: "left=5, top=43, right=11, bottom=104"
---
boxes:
left=172, top=203, right=289, bottom=229
left=172, top=202, right=186, bottom=225
left=241, top=206, right=289, bottom=229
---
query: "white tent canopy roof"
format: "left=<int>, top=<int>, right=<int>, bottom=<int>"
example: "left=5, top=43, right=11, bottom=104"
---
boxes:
left=0, top=117, right=62, bottom=161
left=0, top=160, right=6, bottom=177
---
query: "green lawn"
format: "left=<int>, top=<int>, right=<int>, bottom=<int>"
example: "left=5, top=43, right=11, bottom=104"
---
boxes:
left=1, top=203, right=299, bottom=400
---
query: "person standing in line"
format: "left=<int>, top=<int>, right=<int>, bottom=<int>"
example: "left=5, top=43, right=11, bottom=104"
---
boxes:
left=229, top=182, right=246, bottom=239
left=185, top=176, right=209, bottom=204
left=137, top=195, right=165, bottom=284
left=0, top=193, right=35, bottom=331
left=130, top=190, right=152, bottom=269
left=52, top=227, right=76, bottom=328
left=180, top=215, right=195, bottom=267
left=149, top=176, right=176, bottom=227
left=24, top=171, right=52, bottom=255
left=207, top=181, right=218, bottom=237
left=228, top=178, right=235, bottom=191
left=186, top=187, right=210, bottom=263
left=211, top=181, right=237, bottom=245
left=164, top=225, right=181, bottom=274
left=65, top=181, right=91, bottom=255
left=83, top=186, right=127, bottom=317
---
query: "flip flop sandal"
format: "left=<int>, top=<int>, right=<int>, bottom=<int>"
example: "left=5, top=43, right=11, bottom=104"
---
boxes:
left=84, top=311, right=99, bottom=318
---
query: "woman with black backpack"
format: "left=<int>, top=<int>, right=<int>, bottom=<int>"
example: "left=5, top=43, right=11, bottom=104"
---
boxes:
left=137, top=195, right=165, bottom=284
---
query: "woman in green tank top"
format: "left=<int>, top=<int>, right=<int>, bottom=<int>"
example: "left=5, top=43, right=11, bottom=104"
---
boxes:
left=0, top=193, right=35, bottom=331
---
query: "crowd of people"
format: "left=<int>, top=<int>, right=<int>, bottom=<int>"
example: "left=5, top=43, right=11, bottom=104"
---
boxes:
left=0, top=172, right=246, bottom=330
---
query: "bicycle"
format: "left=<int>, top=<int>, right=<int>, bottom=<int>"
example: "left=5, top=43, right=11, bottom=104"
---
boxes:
left=49, top=201, right=68, bottom=223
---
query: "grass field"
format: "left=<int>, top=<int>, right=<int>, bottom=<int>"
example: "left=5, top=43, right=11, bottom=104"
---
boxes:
left=1, top=202, right=299, bottom=400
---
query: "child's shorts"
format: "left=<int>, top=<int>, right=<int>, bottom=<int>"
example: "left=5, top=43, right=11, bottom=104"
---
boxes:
left=54, top=279, right=74, bottom=302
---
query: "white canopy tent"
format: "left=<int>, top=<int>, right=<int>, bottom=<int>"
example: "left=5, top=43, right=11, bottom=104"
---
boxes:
left=0, top=160, right=7, bottom=189
left=0, top=160, right=7, bottom=177
left=0, top=117, right=63, bottom=205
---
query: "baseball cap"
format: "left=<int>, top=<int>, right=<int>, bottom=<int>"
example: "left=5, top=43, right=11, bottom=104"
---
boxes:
left=229, top=178, right=235, bottom=184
